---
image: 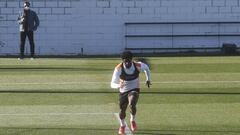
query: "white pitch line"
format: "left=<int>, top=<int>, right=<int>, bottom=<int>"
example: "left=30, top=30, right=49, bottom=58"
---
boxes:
left=114, top=113, right=133, bottom=135
left=0, top=82, right=108, bottom=85
left=0, top=80, right=240, bottom=85
left=153, top=80, right=240, bottom=84
left=0, top=112, right=113, bottom=116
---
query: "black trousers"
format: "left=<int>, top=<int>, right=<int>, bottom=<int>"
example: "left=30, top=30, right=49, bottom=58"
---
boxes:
left=20, top=31, right=35, bottom=58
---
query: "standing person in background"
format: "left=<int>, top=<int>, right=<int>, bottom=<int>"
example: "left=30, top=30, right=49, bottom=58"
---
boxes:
left=111, top=51, right=151, bottom=134
left=17, top=1, right=39, bottom=60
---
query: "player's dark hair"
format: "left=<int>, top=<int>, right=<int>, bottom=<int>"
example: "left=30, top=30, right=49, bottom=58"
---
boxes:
left=121, top=51, right=133, bottom=60
left=24, top=1, right=30, bottom=6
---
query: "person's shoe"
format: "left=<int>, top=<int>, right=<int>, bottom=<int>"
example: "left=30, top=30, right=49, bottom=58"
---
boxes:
left=118, top=126, right=125, bottom=134
left=30, top=57, right=34, bottom=60
left=130, top=121, right=137, bottom=132
left=18, top=57, right=23, bottom=60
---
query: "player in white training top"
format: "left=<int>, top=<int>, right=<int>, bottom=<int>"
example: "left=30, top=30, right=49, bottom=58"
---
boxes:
left=111, top=51, right=151, bottom=134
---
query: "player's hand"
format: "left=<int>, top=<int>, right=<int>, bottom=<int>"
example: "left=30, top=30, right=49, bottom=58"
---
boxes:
left=146, top=81, right=151, bottom=88
left=21, top=17, right=24, bottom=22
left=120, top=81, right=124, bottom=88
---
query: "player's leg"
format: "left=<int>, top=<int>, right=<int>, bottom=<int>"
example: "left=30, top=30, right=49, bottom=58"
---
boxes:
left=128, top=90, right=139, bottom=132
left=27, top=31, right=35, bottom=58
left=118, top=92, right=128, bottom=134
left=19, top=32, right=27, bottom=59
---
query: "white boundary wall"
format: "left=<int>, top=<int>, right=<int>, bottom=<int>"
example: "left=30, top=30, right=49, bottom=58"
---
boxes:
left=1, top=0, right=240, bottom=55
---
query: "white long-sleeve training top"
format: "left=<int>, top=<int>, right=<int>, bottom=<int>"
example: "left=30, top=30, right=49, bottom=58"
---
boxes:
left=110, top=61, right=151, bottom=93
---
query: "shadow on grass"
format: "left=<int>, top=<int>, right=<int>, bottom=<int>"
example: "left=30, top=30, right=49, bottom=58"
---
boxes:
left=0, top=90, right=239, bottom=95
left=2, top=128, right=240, bottom=135
left=1, top=126, right=240, bottom=135
left=0, top=127, right=116, bottom=135
left=135, top=129, right=240, bottom=135
left=0, top=67, right=110, bottom=72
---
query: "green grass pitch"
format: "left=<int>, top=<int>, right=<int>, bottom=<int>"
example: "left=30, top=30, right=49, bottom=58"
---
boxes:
left=0, top=56, right=239, bottom=135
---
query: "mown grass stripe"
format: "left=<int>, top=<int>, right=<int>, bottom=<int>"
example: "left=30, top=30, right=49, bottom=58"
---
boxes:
left=0, top=81, right=239, bottom=85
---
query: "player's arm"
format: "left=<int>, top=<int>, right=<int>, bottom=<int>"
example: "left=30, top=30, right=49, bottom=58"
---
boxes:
left=110, top=68, right=121, bottom=89
left=17, top=14, right=24, bottom=24
left=33, top=11, right=39, bottom=31
left=139, top=62, right=151, bottom=88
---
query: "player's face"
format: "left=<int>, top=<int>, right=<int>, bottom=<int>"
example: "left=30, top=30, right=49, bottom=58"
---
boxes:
left=24, top=3, right=30, bottom=10
left=123, top=58, right=132, bottom=69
